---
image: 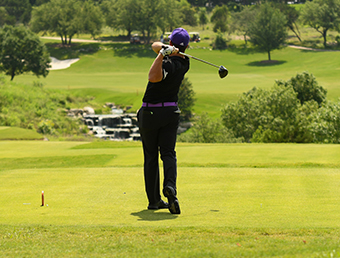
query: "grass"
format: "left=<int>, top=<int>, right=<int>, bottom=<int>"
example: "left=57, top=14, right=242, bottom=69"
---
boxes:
left=0, top=126, right=44, bottom=140
left=1, top=141, right=340, bottom=257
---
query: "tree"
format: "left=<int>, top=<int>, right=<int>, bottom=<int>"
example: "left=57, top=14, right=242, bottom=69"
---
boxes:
left=31, top=0, right=83, bottom=45
left=179, top=0, right=198, bottom=27
left=80, top=0, right=104, bottom=39
left=230, top=5, right=256, bottom=45
left=276, top=3, right=301, bottom=42
left=248, top=3, right=287, bottom=61
left=178, top=77, right=196, bottom=122
left=0, top=25, right=50, bottom=80
left=210, top=5, right=229, bottom=33
left=276, top=71, right=327, bottom=107
left=136, top=0, right=164, bottom=44
left=198, top=7, right=208, bottom=30
left=301, top=0, right=340, bottom=48
left=0, top=7, right=16, bottom=26
left=0, top=0, right=32, bottom=25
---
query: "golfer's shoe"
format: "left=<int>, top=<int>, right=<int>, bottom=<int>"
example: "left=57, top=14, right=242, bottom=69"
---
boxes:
left=163, top=186, right=181, bottom=214
left=148, top=199, right=169, bottom=210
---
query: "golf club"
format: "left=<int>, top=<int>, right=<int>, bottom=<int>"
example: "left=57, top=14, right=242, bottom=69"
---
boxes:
left=179, top=51, right=228, bottom=79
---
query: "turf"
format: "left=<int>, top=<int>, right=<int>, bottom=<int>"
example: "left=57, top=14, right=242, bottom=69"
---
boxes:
left=1, top=141, right=340, bottom=257
left=0, top=126, right=44, bottom=140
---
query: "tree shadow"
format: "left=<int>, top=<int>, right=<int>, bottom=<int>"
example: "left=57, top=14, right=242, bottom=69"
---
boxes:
left=227, top=45, right=259, bottom=55
left=112, top=45, right=155, bottom=58
left=131, top=209, right=179, bottom=221
left=247, top=60, right=287, bottom=67
left=45, top=42, right=102, bottom=60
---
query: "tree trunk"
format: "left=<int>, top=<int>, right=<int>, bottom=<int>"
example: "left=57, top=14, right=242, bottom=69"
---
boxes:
left=10, top=69, right=15, bottom=81
left=323, top=29, right=328, bottom=48
left=268, top=50, right=271, bottom=61
left=244, top=34, right=247, bottom=45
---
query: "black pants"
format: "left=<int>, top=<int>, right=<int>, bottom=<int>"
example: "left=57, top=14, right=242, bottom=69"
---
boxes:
left=137, top=106, right=180, bottom=205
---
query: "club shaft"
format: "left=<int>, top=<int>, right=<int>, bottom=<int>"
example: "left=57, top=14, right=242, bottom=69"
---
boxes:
left=179, top=52, right=220, bottom=68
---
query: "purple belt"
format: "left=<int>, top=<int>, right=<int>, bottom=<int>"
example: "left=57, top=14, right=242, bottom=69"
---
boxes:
left=142, top=102, right=177, bottom=107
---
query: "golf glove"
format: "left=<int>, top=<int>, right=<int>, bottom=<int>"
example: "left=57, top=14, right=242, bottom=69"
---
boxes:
left=160, top=45, right=177, bottom=56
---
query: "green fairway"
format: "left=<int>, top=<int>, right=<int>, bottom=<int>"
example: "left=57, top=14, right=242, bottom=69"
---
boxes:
left=1, top=141, right=340, bottom=257
left=13, top=44, right=340, bottom=117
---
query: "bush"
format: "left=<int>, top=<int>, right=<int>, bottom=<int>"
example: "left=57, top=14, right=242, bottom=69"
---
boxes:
left=212, top=33, right=228, bottom=50
left=177, top=113, right=243, bottom=143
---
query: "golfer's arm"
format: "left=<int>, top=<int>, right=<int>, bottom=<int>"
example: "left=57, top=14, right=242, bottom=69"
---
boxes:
left=148, top=52, right=163, bottom=83
left=151, top=41, right=163, bottom=54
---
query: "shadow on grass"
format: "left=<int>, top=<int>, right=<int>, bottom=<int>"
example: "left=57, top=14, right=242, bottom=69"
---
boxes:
left=113, top=44, right=155, bottom=58
left=46, top=42, right=102, bottom=60
left=46, top=42, right=155, bottom=59
left=247, top=60, right=287, bottom=67
left=131, top=209, right=178, bottom=221
left=227, top=45, right=259, bottom=55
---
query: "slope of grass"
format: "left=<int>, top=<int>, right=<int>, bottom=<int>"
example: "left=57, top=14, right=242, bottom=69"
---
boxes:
left=0, top=126, right=43, bottom=140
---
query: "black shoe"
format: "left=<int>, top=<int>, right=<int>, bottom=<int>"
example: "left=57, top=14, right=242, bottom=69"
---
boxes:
left=163, top=186, right=181, bottom=214
left=147, top=199, right=169, bottom=210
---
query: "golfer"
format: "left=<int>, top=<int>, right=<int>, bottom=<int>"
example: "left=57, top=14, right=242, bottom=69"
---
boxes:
left=137, top=28, right=190, bottom=214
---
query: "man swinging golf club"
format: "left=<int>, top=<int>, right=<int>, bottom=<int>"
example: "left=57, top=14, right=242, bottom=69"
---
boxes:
left=137, top=28, right=190, bottom=214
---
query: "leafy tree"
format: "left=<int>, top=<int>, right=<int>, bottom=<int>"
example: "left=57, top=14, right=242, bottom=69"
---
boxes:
left=158, top=0, right=182, bottom=33
left=0, top=7, right=16, bottom=26
left=276, top=3, right=301, bottom=42
left=0, top=25, right=50, bottom=80
left=80, top=0, right=104, bottom=39
left=179, top=0, right=198, bottom=27
left=102, top=0, right=138, bottom=37
left=135, top=0, right=165, bottom=44
left=0, top=0, right=32, bottom=25
left=198, top=7, right=208, bottom=30
left=248, top=3, right=287, bottom=61
left=31, top=0, right=83, bottom=45
left=276, top=72, right=327, bottom=107
left=178, top=77, right=196, bottom=122
left=301, top=0, right=340, bottom=48
left=230, top=5, right=257, bottom=45
left=210, top=5, right=229, bottom=33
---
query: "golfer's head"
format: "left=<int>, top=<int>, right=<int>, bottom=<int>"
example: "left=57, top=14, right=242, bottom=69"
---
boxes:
left=169, top=28, right=189, bottom=53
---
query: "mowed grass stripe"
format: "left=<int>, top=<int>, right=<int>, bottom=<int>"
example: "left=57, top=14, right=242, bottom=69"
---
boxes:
left=1, top=142, right=339, bottom=168
left=0, top=154, right=115, bottom=170
left=1, top=167, right=340, bottom=228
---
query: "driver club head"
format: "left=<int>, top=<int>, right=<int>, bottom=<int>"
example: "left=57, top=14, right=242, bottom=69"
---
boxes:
left=219, top=65, right=228, bottom=78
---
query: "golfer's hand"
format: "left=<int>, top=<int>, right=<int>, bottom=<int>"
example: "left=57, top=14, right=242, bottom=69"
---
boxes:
left=160, top=45, right=178, bottom=56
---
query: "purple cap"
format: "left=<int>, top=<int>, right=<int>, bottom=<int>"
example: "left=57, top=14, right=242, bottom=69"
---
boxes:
left=169, top=28, right=190, bottom=47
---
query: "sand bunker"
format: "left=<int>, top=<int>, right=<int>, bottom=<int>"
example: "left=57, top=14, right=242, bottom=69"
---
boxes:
left=49, top=57, right=80, bottom=70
